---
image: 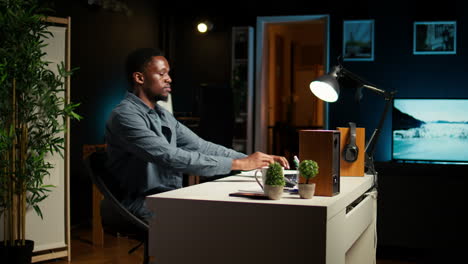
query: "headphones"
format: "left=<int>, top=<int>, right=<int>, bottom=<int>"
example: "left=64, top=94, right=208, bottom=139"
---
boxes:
left=343, top=122, right=359, bottom=162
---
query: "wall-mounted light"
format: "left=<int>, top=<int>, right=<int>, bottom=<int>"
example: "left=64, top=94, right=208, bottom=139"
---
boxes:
left=196, top=20, right=213, bottom=34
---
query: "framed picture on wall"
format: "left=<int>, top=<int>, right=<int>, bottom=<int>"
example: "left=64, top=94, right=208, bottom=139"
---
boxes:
left=413, top=21, right=456, bottom=55
left=343, top=20, right=374, bottom=61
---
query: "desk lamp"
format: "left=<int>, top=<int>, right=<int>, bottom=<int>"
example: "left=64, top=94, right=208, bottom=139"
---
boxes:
left=309, top=64, right=397, bottom=175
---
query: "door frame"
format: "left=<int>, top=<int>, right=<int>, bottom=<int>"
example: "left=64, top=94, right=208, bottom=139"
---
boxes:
left=254, top=14, right=330, bottom=152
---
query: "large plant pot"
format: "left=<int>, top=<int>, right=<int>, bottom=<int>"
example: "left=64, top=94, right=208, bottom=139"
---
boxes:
left=0, top=240, right=34, bottom=264
left=0, top=242, right=9, bottom=261
left=264, top=185, right=283, bottom=200
left=298, top=183, right=316, bottom=199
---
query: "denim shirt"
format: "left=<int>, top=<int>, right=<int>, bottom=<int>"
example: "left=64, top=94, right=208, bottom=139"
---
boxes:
left=105, top=93, right=247, bottom=204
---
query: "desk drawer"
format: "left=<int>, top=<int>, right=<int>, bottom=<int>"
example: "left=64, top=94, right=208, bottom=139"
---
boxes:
left=343, top=195, right=375, bottom=250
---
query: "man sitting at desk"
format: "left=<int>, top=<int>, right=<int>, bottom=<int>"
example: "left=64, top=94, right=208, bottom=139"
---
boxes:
left=105, top=48, right=289, bottom=221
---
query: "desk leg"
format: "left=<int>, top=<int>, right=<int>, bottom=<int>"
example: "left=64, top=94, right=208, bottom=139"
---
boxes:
left=92, top=185, right=104, bottom=246
left=187, top=175, right=200, bottom=186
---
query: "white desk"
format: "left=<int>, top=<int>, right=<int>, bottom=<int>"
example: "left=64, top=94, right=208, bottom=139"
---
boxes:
left=147, top=174, right=377, bottom=264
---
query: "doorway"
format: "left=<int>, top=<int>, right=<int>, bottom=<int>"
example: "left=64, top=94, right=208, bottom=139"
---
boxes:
left=255, top=15, right=330, bottom=161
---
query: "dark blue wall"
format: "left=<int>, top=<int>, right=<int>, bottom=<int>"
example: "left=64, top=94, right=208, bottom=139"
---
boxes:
left=53, top=1, right=468, bottom=259
left=53, top=0, right=160, bottom=225
left=159, top=2, right=468, bottom=260
left=164, top=1, right=468, bottom=161
left=327, top=1, right=468, bottom=161
left=62, top=0, right=468, bottom=164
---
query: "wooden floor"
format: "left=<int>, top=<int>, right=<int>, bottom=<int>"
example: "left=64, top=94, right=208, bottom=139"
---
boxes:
left=38, top=226, right=145, bottom=264
left=37, top=226, right=416, bottom=264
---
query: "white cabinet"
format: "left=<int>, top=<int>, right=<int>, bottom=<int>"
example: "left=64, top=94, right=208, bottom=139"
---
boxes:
left=147, top=174, right=377, bottom=264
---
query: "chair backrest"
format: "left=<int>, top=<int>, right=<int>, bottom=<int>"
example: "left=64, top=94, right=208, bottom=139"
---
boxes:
left=84, top=151, right=148, bottom=234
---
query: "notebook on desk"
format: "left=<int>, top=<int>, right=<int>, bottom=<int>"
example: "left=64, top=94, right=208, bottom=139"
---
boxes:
left=229, top=192, right=269, bottom=199
left=237, top=169, right=298, bottom=176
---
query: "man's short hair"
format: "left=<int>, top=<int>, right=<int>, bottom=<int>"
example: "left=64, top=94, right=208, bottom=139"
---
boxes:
left=125, top=48, right=164, bottom=91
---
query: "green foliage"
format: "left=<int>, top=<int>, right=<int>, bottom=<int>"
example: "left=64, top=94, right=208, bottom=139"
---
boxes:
left=0, top=0, right=82, bottom=244
left=265, top=162, right=285, bottom=186
left=298, top=160, right=319, bottom=184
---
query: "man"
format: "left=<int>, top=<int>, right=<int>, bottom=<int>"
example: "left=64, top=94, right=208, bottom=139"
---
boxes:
left=105, top=48, right=289, bottom=221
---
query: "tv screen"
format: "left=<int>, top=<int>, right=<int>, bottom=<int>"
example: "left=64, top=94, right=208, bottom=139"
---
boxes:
left=392, top=98, right=468, bottom=163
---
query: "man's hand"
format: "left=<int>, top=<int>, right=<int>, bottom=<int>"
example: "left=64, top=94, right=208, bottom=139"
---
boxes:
left=232, top=152, right=289, bottom=171
left=272, top=155, right=290, bottom=169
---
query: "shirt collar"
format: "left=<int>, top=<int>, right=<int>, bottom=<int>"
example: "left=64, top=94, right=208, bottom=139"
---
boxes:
left=125, top=92, right=165, bottom=116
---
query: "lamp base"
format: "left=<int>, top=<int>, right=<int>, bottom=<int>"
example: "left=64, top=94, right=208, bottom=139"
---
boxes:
left=364, top=153, right=379, bottom=189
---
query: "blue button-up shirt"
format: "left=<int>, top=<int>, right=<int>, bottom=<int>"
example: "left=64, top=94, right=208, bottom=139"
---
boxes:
left=105, top=93, right=246, bottom=217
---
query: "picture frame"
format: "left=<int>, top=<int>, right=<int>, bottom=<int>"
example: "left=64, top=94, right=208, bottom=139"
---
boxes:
left=343, top=20, right=374, bottom=61
left=413, top=21, right=456, bottom=55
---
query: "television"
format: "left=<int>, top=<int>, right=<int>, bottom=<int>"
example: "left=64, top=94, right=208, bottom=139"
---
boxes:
left=392, top=98, right=468, bottom=163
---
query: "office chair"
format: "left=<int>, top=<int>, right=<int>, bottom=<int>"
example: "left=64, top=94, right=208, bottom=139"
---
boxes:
left=83, top=151, right=150, bottom=264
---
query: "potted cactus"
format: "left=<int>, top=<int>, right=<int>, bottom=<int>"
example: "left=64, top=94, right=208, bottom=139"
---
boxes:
left=298, top=160, right=319, bottom=199
left=264, top=162, right=285, bottom=200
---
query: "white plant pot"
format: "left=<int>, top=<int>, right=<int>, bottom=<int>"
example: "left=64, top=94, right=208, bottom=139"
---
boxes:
left=298, top=183, right=316, bottom=199
left=264, top=185, right=283, bottom=200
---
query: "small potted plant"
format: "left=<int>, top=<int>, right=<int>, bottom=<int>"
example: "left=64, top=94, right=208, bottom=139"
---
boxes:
left=264, top=162, right=285, bottom=200
left=298, top=160, right=319, bottom=199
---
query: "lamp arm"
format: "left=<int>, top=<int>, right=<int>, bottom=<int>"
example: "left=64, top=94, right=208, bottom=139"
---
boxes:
left=333, top=65, right=398, bottom=177
left=340, top=67, right=377, bottom=88
left=362, top=84, right=393, bottom=99
left=364, top=91, right=396, bottom=157
left=340, top=67, right=392, bottom=99
left=337, top=65, right=397, bottom=157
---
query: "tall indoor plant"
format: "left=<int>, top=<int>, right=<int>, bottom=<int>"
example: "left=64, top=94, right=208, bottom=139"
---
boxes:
left=0, top=0, right=81, bottom=261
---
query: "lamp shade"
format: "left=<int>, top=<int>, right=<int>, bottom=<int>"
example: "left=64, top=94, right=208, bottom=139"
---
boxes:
left=309, top=74, right=340, bottom=102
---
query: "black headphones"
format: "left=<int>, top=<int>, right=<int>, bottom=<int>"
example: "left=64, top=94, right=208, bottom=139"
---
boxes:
left=343, top=122, right=359, bottom=162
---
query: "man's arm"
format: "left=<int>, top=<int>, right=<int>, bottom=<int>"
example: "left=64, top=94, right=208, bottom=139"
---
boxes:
left=107, top=111, right=233, bottom=176
left=172, top=118, right=289, bottom=170
left=173, top=119, right=246, bottom=159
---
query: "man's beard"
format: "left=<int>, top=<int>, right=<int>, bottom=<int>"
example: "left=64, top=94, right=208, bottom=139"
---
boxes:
left=154, top=94, right=168, bottom=102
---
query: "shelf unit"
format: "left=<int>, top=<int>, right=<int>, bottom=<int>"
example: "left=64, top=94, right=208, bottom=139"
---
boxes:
left=231, top=27, right=254, bottom=154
